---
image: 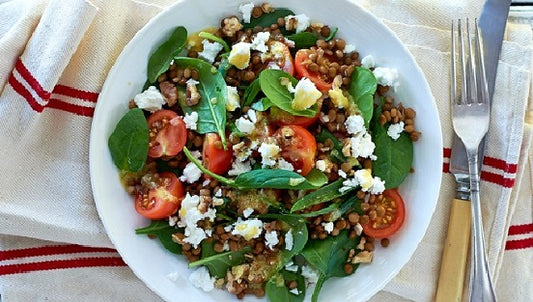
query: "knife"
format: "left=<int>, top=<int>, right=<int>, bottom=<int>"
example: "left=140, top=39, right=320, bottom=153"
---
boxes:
left=435, top=1, right=511, bottom=301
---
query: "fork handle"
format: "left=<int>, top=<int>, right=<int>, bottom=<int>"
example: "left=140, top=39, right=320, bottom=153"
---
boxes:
left=467, top=151, right=497, bottom=302
left=435, top=198, right=471, bottom=302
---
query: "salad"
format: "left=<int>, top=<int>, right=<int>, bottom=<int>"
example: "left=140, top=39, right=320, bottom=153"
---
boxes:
left=108, top=3, right=420, bottom=301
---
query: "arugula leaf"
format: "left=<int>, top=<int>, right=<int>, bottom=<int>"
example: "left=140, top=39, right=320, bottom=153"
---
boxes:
left=147, top=26, right=187, bottom=83
left=266, top=270, right=306, bottom=302
left=217, top=53, right=231, bottom=78
left=290, top=180, right=344, bottom=213
left=233, top=168, right=328, bottom=190
left=348, top=67, right=377, bottom=128
left=175, top=57, right=227, bottom=147
left=135, top=220, right=182, bottom=254
left=242, top=77, right=262, bottom=107
left=243, top=8, right=294, bottom=33
left=372, top=122, right=413, bottom=188
left=286, top=32, right=318, bottom=49
left=301, top=230, right=360, bottom=302
left=108, top=108, right=149, bottom=172
left=324, top=27, right=338, bottom=42
left=315, top=129, right=347, bottom=164
left=188, top=247, right=251, bottom=278
left=259, top=69, right=318, bottom=117
left=251, top=98, right=273, bottom=112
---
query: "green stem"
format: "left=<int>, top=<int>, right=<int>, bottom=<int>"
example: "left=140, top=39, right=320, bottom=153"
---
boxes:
left=182, top=146, right=233, bottom=185
left=199, top=32, right=230, bottom=52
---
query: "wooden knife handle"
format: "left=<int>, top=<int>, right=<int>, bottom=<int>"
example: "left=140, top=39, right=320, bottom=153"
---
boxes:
left=435, top=198, right=471, bottom=302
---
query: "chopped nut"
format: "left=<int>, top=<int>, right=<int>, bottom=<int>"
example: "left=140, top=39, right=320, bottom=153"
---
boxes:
left=221, top=16, right=243, bottom=37
left=186, top=82, right=201, bottom=106
left=351, top=250, right=373, bottom=264
left=159, top=81, right=178, bottom=106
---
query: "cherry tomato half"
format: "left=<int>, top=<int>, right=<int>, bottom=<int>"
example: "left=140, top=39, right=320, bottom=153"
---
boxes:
left=269, top=99, right=322, bottom=127
left=361, top=189, right=406, bottom=238
left=135, top=172, right=184, bottom=219
left=265, top=41, right=295, bottom=76
left=202, top=133, right=233, bottom=175
left=294, top=49, right=333, bottom=93
left=146, top=110, right=187, bottom=158
left=275, top=125, right=317, bottom=176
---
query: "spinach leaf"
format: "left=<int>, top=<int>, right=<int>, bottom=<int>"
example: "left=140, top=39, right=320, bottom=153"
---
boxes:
left=175, top=57, right=227, bottom=147
left=251, top=98, right=273, bottom=112
left=260, top=214, right=308, bottom=266
left=324, top=27, right=338, bottom=42
left=243, top=8, right=294, bottom=33
left=290, top=180, right=344, bottom=213
left=135, top=220, right=182, bottom=254
left=242, top=77, right=261, bottom=107
left=108, top=108, right=149, bottom=172
left=328, top=195, right=360, bottom=221
left=233, top=168, right=328, bottom=190
left=188, top=246, right=251, bottom=278
left=147, top=26, right=187, bottom=83
left=315, top=129, right=347, bottom=164
left=266, top=270, right=306, bottom=302
left=259, top=69, right=318, bottom=117
left=301, top=230, right=360, bottom=302
left=286, top=32, right=318, bottom=49
left=348, top=67, right=377, bottom=128
left=372, top=123, right=413, bottom=189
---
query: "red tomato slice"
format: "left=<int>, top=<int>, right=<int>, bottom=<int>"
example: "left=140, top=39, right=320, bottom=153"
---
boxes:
left=275, top=125, right=317, bottom=176
left=146, top=110, right=187, bottom=158
left=269, top=99, right=322, bottom=127
left=135, top=172, right=184, bottom=219
left=202, top=133, right=233, bottom=175
left=362, top=189, right=406, bottom=238
left=265, top=41, right=295, bottom=76
left=294, top=49, right=333, bottom=93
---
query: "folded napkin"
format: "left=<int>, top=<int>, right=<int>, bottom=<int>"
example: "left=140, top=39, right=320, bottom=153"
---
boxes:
left=0, top=0, right=531, bottom=302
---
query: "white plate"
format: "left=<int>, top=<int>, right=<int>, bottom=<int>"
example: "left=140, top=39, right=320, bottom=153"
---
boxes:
left=89, top=1, right=442, bottom=301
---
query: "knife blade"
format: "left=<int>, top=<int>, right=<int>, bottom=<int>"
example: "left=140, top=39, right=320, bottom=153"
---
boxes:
left=436, top=2, right=511, bottom=301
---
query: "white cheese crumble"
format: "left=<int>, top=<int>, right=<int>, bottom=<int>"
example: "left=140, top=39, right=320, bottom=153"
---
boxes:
left=133, top=86, right=166, bottom=112
left=212, top=197, right=224, bottom=206
left=344, top=44, right=356, bottom=53
left=291, top=77, right=321, bottom=110
left=289, top=288, right=300, bottom=295
left=339, top=169, right=386, bottom=194
left=166, top=271, right=181, bottom=283
left=251, top=31, right=270, bottom=53
left=349, top=132, right=376, bottom=159
left=235, top=116, right=255, bottom=134
left=247, top=109, right=257, bottom=123
left=338, top=169, right=347, bottom=179
left=315, top=160, right=326, bottom=172
left=258, top=142, right=281, bottom=168
left=277, top=158, right=294, bottom=171
left=231, top=217, right=263, bottom=240
left=189, top=266, right=215, bottom=292
left=285, top=261, right=299, bottom=272
left=226, top=85, right=241, bottom=111
left=178, top=193, right=217, bottom=248
left=361, top=55, right=375, bottom=69
left=243, top=207, right=254, bottom=218
left=285, top=14, right=311, bottom=33
left=387, top=121, right=405, bottom=140
left=369, top=177, right=386, bottom=195
left=168, top=216, right=178, bottom=227
left=264, top=230, right=279, bottom=250
left=322, top=221, right=334, bottom=234
left=198, top=39, right=224, bottom=63
left=228, top=159, right=252, bottom=176
left=228, top=42, right=251, bottom=70
left=345, top=115, right=365, bottom=135
left=301, top=265, right=320, bottom=284
left=239, top=2, right=254, bottom=23
left=285, top=229, right=294, bottom=251
left=354, top=223, right=363, bottom=236
left=183, top=111, right=198, bottom=130
left=180, top=151, right=202, bottom=183
left=373, top=67, right=399, bottom=90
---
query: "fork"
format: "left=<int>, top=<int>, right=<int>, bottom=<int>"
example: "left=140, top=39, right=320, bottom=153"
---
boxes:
left=451, top=19, right=497, bottom=302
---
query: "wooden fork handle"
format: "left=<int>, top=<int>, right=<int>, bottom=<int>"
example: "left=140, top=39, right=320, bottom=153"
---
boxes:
left=435, top=198, right=471, bottom=302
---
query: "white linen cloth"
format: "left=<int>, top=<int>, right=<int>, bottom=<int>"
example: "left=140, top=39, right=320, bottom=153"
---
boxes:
left=0, top=0, right=531, bottom=301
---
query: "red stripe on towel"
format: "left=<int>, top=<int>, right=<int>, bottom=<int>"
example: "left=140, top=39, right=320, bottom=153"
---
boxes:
left=480, top=171, right=515, bottom=188
left=52, top=84, right=99, bottom=102
left=47, top=98, right=95, bottom=117
left=0, top=257, right=126, bottom=276
left=505, top=237, right=533, bottom=251
left=15, top=58, right=50, bottom=100
left=8, top=73, right=45, bottom=112
left=0, top=245, right=117, bottom=261
left=508, top=223, right=533, bottom=236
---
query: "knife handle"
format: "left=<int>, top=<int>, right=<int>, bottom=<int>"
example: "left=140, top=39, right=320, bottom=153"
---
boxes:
left=435, top=198, right=471, bottom=302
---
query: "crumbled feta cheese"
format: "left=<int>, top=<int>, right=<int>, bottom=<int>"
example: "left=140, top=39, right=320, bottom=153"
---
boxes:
left=239, top=2, right=254, bottom=23
left=339, top=169, right=384, bottom=194
left=226, top=85, right=241, bottom=111
left=247, top=109, right=257, bottom=123
left=198, top=39, right=224, bottom=63
left=228, top=160, right=252, bottom=176
left=214, top=188, right=222, bottom=197
left=231, top=218, right=263, bottom=240
left=183, top=111, right=199, bottom=130
left=251, top=31, right=270, bottom=53
left=315, top=160, right=326, bottom=172
left=387, top=121, right=405, bottom=140
left=322, top=221, right=334, bottom=234
left=354, top=223, right=363, bottom=236
left=133, top=86, right=166, bottom=112
left=339, top=177, right=359, bottom=194
left=167, top=271, right=181, bottom=283
left=235, top=116, right=255, bottom=134
left=373, top=67, right=399, bottom=89
left=222, top=240, right=230, bottom=251
left=285, top=229, right=294, bottom=251
left=180, top=161, right=202, bottom=184
left=202, top=178, right=211, bottom=186
left=243, top=207, right=254, bottom=218
left=178, top=193, right=216, bottom=248
left=186, top=78, right=200, bottom=85
left=301, top=265, right=319, bottom=284
left=168, top=216, right=178, bottom=227
left=344, top=44, right=356, bottom=53
left=258, top=142, right=280, bottom=168
left=224, top=225, right=233, bottom=232
left=289, top=288, right=300, bottom=295
left=285, top=14, right=311, bottom=33
left=355, top=169, right=374, bottom=191
left=370, top=176, right=386, bottom=194
left=285, top=261, right=299, bottom=272
left=264, top=230, right=279, bottom=250
left=361, top=55, right=375, bottom=69
left=338, top=169, right=347, bottom=179
left=277, top=158, right=294, bottom=171
left=349, top=132, right=376, bottom=159
left=212, top=197, right=224, bottom=206
left=228, top=42, right=251, bottom=70
left=345, top=115, right=365, bottom=135
left=291, top=77, right=321, bottom=111
left=189, top=266, right=215, bottom=292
